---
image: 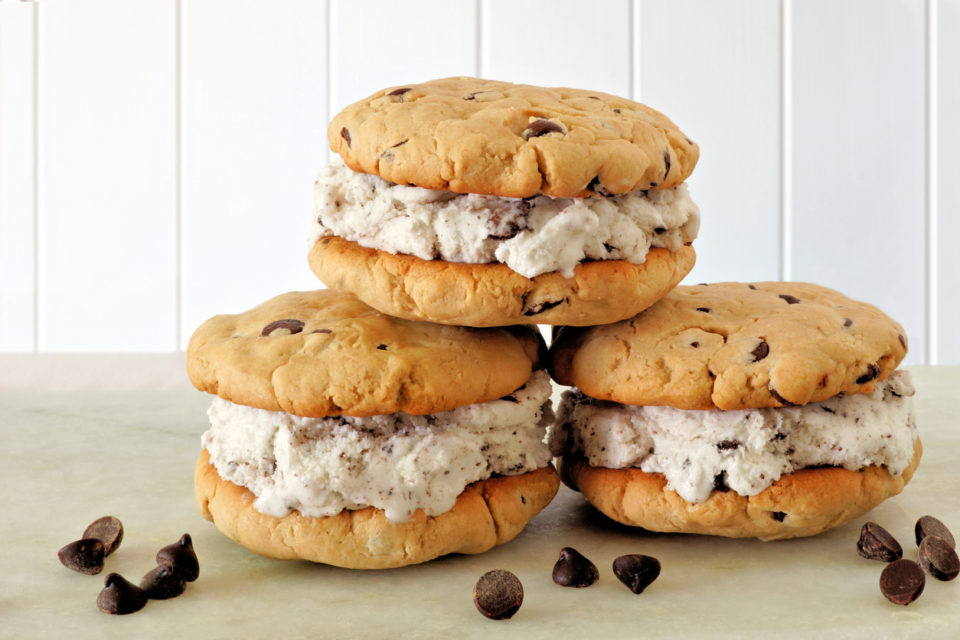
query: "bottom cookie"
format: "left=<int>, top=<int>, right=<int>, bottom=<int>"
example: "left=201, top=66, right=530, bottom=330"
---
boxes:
left=194, top=449, right=560, bottom=569
left=560, top=439, right=922, bottom=540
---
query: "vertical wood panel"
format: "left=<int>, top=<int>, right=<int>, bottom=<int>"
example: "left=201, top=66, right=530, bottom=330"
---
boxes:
left=329, top=0, right=477, bottom=114
left=937, top=0, right=960, bottom=364
left=639, top=0, right=782, bottom=284
left=38, top=0, right=177, bottom=351
left=0, top=3, right=36, bottom=351
left=483, top=0, right=631, bottom=96
left=791, top=0, right=926, bottom=365
left=181, top=0, right=328, bottom=348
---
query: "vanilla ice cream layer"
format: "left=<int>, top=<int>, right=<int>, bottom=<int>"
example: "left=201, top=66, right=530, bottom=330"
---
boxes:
left=551, top=370, right=917, bottom=503
left=309, top=161, right=700, bottom=278
left=202, top=371, right=554, bottom=523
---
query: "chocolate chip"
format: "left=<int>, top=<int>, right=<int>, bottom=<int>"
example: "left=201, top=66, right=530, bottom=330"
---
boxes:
left=857, top=522, right=903, bottom=562
left=856, top=364, right=880, bottom=384
left=140, top=565, right=187, bottom=600
left=588, top=95, right=601, bottom=100
left=340, top=127, right=351, bottom=147
left=769, top=387, right=796, bottom=406
left=552, top=547, right=599, bottom=588
left=387, top=87, right=411, bottom=96
left=311, top=328, right=332, bottom=334
left=653, top=226, right=667, bottom=234
left=58, top=539, right=105, bottom=575
left=156, top=534, right=199, bottom=582
left=523, top=299, right=564, bottom=316
left=663, top=149, right=671, bottom=179
left=261, top=319, right=304, bottom=337
left=843, top=318, right=854, bottom=328
left=899, top=334, right=907, bottom=349
left=918, top=536, right=960, bottom=581
left=82, top=516, right=123, bottom=557
left=771, top=511, right=787, bottom=522
left=717, top=440, right=740, bottom=451
left=612, top=554, right=660, bottom=594
left=690, top=341, right=700, bottom=348
left=695, top=307, right=711, bottom=313
left=915, top=516, right=955, bottom=549
left=879, top=559, right=925, bottom=605
left=377, top=344, right=387, bottom=351
left=97, top=573, right=147, bottom=615
left=751, top=340, right=769, bottom=362
left=779, top=294, right=801, bottom=304
left=613, top=108, right=621, bottom=114
left=713, top=471, right=730, bottom=492
left=747, top=284, right=757, bottom=290
left=523, top=118, right=563, bottom=139
left=489, top=222, right=522, bottom=241
left=473, top=570, right=523, bottom=620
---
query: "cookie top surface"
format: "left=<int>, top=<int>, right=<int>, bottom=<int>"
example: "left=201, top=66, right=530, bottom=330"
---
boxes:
left=187, top=290, right=544, bottom=417
left=550, top=282, right=908, bottom=410
left=329, top=76, right=699, bottom=198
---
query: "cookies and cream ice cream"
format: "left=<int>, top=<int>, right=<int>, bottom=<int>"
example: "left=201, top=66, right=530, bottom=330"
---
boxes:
left=309, top=160, right=699, bottom=279
left=552, top=370, right=917, bottom=504
left=202, top=371, right=554, bottom=523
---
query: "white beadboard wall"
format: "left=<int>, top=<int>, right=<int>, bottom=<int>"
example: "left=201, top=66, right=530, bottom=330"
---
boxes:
left=0, top=0, right=957, bottom=365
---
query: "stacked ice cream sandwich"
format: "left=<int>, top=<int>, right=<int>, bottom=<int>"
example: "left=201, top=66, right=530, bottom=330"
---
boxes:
left=188, top=77, right=703, bottom=567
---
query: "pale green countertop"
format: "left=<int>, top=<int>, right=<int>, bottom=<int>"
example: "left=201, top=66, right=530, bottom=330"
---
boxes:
left=2, top=366, right=958, bottom=639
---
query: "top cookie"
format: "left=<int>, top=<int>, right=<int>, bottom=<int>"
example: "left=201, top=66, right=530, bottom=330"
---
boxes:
left=329, top=77, right=699, bottom=198
left=187, top=290, right=544, bottom=418
left=550, top=282, right=907, bottom=410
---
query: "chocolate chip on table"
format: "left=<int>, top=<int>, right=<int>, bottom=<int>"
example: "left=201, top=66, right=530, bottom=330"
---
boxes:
left=156, top=534, right=199, bottom=582
left=856, top=364, right=880, bottom=384
left=879, top=559, right=925, bottom=605
left=140, top=565, right=187, bottom=600
left=918, top=536, right=960, bottom=581
left=612, top=554, right=661, bottom=594
left=58, top=539, right=105, bottom=575
left=915, top=515, right=955, bottom=549
left=473, top=570, right=523, bottom=620
left=97, top=573, right=148, bottom=615
left=857, top=522, right=903, bottom=562
left=778, top=294, right=801, bottom=304
left=82, top=516, right=124, bottom=557
left=261, top=319, right=304, bottom=337
left=522, top=118, right=563, bottom=139
left=552, top=547, right=599, bottom=588
left=750, top=340, right=769, bottom=362
left=340, top=127, right=351, bottom=147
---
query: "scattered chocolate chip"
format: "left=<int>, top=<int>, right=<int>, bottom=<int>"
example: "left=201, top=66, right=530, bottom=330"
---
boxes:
left=695, top=307, right=711, bottom=313
left=473, top=569, right=523, bottom=620
left=879, top=559, right=925, bottom=605
left=771, top=511, right=787, bottom=522
left=857, top=522, right=903, bottom=562
left=261, top=319, right=304, bottom=337
left=915, top=516, right=955, bottom=549
left=918, top=536, right=960, bottom=581
left=58, top=539, right=105, bottom=575
left=156, top=534, right=199, bottom=582
left=523, top=299, right=564, bottom=316
left=713, top=471, right=730, bottom=492
left=523, top=118, right=563, bottom=139
left=690, top=341, right=700, bottom=348
left=311, top=328, right=332, bottom=334
left=140, top=565, right=187, bottom=600
left=769, top=387, right=796, bottom=406
left=97, top=573, right=147, bottom=615
left=717, top=440, right=740, bottom=451
left=340, top=127, right=351, bottom=147
left=843, top=318, right=854, bottom=328
left=612, top=555, right=660, bottom=594
left=377, top=344, right=387, bottom=351
left=899, top=334, right=907, bottom=349
left=751, top=340, right=769, bottom=362
left=779, top=294, right=801, bottom=304
left=82, top=516, right=124, bottom=557
left=856, top=364, right=881, bottom=384
left=552, top=547, right=599, bottom=588
left=387, top=87, right=411, bottom=96
left=663, top=149, right=671, bottom=179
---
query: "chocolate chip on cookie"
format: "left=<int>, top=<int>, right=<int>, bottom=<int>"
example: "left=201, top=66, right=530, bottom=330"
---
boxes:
left=522, top=118, right=564, bottom=139
left=261, top=319, right=304, bottom=337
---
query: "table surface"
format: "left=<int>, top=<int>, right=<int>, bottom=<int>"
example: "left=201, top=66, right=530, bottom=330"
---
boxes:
left=2, top=366, right=958, bottom=639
